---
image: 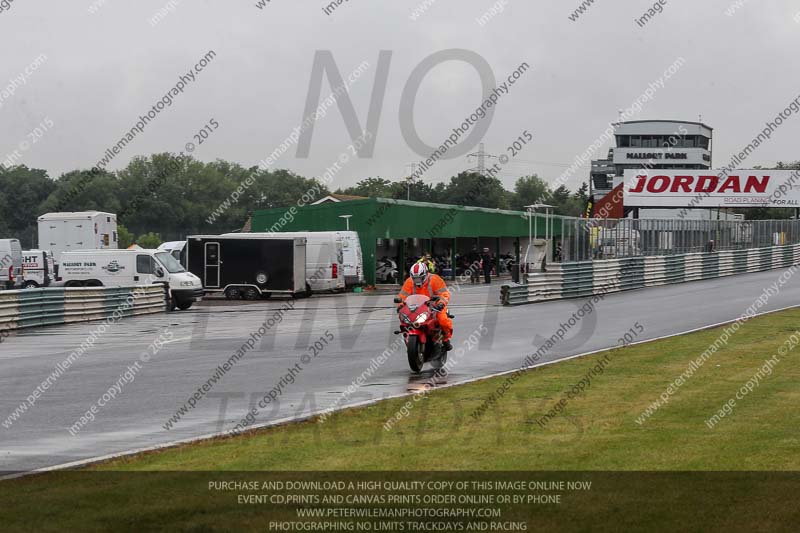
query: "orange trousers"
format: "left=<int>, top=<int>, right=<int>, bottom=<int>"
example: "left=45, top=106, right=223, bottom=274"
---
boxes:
left=437, top=306, right=453, bottom=341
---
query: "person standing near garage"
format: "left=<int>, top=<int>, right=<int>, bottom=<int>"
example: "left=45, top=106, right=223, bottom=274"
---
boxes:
left=466, top=244, right=481, bottom=284
left=481, top=247, right=493, bottom=284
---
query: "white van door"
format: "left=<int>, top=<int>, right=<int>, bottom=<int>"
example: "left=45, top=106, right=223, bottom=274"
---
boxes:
left=204, top=242, right=221, bottom=288
left=135, top=253, right=158, bottom=283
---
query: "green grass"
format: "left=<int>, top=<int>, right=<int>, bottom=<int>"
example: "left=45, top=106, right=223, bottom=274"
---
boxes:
left=3, top=309, right=800, bottom=531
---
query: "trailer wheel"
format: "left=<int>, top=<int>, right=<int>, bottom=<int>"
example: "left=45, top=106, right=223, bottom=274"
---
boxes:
left=243, top=287, right=259, bottom=300
left=225, top=287, right=242, bottom=300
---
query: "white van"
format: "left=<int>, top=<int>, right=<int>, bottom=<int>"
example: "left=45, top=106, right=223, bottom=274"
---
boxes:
left=58, top=249, right=203, bottom=310
left=157, top=241, right=187, bottom=266
left=0, top=239, right=22, bottom=290
left=227, top=232, right=346, bottom=292
left=335, top=231, right=364, bottom=286
left=21, top=250, right=55, bottom=288
left=596, top=227, right=642, bottom=258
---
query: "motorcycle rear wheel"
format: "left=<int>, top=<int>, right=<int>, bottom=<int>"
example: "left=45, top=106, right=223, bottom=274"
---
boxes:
left=430, top=350, right=447, bottom=371
left=407, top=336, right=425, bottom=373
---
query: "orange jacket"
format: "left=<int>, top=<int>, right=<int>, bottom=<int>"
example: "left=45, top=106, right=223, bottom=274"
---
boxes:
left=398, top=274, right=450, bottom=304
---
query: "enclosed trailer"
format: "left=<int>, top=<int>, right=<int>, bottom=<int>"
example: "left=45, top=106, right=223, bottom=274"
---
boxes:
left=234, top=231, right=348, bottom=291
left=187, top=235, right=307, bottom=299
left=38, top=211, right=118, bottom=260
left=270, top=231, right=363, bottom=287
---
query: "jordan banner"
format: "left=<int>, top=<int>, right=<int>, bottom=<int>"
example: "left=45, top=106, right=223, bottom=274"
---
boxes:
left=623, top=169, right=800, bottom=208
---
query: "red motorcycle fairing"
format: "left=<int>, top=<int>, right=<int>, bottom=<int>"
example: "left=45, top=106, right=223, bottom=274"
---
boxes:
left=406, top=328, right=428, bottom=344
left=396, top=294, right=446, bottom=373
left=398, top=295, right=436, bottom=331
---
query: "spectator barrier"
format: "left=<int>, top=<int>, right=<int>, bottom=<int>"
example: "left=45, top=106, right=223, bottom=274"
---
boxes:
left=0, top=285, right=167, bottom=333
left=501, top=244, right=799, bottom=306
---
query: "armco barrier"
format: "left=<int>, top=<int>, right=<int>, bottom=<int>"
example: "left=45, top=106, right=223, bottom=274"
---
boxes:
left=0, top=285, right=166, bottom=333
left=501, top=244, right=800, bottom=306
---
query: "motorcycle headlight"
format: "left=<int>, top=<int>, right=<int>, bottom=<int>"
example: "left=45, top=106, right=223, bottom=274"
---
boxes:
left=400, top=314, right=413, bottom=325
left=414, top=312, right=428, bottom=326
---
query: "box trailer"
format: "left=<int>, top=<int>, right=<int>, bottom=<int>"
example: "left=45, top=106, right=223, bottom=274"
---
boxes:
left=38, top=211, right=118, bottom=260
left=187, top=235, right=307, bottom=299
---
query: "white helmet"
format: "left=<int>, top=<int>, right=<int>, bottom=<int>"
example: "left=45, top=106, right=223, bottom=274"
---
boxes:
left=410, top=262, right=429, bottom=287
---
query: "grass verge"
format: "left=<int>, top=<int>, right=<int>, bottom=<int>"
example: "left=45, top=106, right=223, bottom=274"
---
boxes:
left=2, top=308, right=800, bottom=531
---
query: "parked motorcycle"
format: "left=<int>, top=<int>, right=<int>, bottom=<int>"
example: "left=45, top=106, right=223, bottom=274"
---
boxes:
left=376, top=257, right=398, bottom=284
left=394, top=294, right=452, bottom=373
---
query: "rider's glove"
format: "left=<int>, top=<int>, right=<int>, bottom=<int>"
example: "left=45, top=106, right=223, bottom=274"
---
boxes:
left=433, top=300, right=445, bottom=310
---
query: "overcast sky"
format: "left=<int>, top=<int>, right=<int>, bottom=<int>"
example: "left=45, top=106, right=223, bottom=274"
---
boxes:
left=2, top=0, right=800, bottom=193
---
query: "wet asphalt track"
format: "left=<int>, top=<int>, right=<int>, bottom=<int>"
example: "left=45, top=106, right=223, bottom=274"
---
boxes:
left=0, top=269, right=798, bottom=472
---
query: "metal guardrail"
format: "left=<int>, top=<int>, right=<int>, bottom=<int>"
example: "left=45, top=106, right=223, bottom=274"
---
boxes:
left=530, top=215, right=800, bottom=263
left=0, top=285, right=166, bottom=333
left=501, top=243, right=799, bottom=306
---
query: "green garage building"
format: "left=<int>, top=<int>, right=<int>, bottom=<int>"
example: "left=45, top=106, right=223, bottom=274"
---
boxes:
left=249, top=198, right=559, bottom=285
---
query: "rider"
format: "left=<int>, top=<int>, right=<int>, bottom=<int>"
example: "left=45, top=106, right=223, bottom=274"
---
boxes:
left=397, top=262, right=453, bottom=351
left=416, top=252, right=436, bottom=273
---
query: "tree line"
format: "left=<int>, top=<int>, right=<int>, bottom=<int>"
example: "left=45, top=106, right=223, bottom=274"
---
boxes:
left=1, top=153, right=796, bottom=249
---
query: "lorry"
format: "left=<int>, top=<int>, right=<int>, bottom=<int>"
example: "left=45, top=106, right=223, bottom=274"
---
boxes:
left=187, top=234, right=308, bottom=299
left=21, top=249, right=55, bottom=288
left=58, top=249, right=204, bottom=310
left=37, top=211, right=118, bottom=260
left=0, top=239, right=22, bottom=290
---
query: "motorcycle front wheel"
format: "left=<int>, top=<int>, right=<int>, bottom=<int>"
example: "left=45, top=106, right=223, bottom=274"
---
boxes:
left=406, top=336, right=425, bottom=373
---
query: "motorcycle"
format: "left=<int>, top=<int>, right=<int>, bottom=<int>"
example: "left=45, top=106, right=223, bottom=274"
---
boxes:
left=498, top=255, right=515, bottom=274
left=376, top=257, right=398, bottom=284
left=394, top=294, right=453, bottom=373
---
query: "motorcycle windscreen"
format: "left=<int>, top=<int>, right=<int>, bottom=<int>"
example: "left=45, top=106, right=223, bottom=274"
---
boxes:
left=405, top=294, right=429, bottom=311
